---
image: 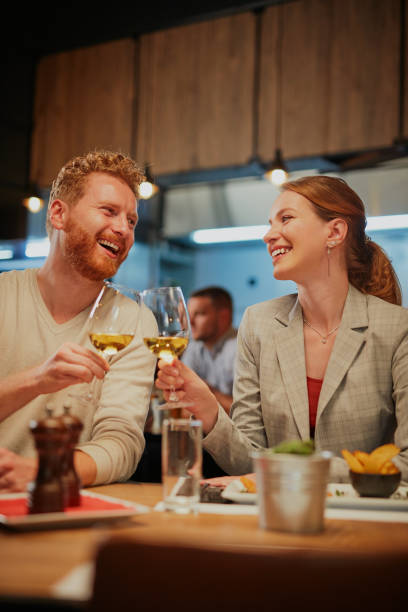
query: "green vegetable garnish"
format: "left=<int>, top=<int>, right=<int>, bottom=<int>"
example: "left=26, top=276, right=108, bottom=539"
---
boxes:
left=269, top=439, right=315, bottom=455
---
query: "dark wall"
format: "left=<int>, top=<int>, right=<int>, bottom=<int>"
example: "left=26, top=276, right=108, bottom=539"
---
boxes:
left=0, top=1, right=277, bottom=240
left=0, top=48, right=36, bottom=239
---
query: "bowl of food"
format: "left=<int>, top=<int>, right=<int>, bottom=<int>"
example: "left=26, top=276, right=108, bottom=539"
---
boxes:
left=349, top=470, right=401, bottom=498
left=342, top=443, right=401, bottom=498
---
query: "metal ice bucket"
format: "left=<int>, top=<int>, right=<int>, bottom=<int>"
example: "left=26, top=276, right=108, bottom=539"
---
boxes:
left=252, top=449, right=332, bottom=533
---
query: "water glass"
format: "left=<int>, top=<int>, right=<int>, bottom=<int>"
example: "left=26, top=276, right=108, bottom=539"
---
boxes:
left=162, top=418, right=202, bottom=514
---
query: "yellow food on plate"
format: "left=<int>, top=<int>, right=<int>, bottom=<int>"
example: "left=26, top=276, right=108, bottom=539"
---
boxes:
left=240, top=476, right=257, bottom=493
left=363, top=443, right=400, bottom=473
left=341, top=449, right=364, bottom=473
left=353, top=450, right=370, bottom=468
left=379, top=460, right=400, bottom=475
left=342, top=443, right=400, bottom=474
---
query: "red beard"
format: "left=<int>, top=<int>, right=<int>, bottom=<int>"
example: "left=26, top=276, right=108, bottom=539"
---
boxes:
left=63, top=218, right=127, bottom=281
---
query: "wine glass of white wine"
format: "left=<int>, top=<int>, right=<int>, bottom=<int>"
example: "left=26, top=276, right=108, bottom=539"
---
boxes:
left=141, top=286, right=192, bottom=417
left=73, top=282, right=140, bottom=404
left=88, top=282, right=139, bottom=356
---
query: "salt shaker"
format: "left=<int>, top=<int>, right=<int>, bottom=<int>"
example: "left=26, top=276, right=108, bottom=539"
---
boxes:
left=59, top=405, right=83, bottom=507
left=28, top=407, right=66, bottom=514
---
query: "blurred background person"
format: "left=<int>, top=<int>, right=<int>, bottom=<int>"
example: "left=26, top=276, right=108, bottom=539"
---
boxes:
left=183, top=286, right=237, bottom=414
left=183, top=286, right=237, bottom=478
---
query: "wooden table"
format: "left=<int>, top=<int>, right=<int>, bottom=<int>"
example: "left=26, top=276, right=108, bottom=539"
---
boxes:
left=1, top=482, right=408, bottom=604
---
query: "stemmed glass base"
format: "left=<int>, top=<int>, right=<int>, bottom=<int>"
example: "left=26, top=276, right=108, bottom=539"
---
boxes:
left=158, top=389, right=194, bottom=418
left=158, top=388, right=194, bottom=417
left=69, top=352, right=111, bottom=407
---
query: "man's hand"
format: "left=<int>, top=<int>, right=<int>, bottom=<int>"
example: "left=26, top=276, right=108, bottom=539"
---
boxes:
left=0, top=448, right=37, bottom=492
left=35, top=342, right=110, bottom=394
left=0, top=342, right=110, bottom=424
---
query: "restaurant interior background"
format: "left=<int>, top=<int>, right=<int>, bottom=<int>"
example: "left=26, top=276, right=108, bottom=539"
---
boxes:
left=1, top=0, right=408, bottom=327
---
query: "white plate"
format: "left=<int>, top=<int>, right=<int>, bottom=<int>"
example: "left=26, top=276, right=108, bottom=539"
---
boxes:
left=326, top=483, right=408, bottom=511
left=0, top=490, right=149, bottom=531
left=221, top=481, right=257, bottom=504
left=222, top=480, right=408, bottom=510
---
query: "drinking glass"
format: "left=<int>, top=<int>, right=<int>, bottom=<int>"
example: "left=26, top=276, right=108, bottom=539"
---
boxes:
left=162, top=418, right=202, bottom=513
left=72, top=282, right=140, bottom=404
left=141, top=286, right=192, bottom=416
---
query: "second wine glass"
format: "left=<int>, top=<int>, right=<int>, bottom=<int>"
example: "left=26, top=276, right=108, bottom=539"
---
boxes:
left=141, top=286, right=192, bottom=416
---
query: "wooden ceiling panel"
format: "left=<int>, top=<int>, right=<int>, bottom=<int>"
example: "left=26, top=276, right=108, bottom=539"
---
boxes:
left=30, top=39, right=137, bottom=188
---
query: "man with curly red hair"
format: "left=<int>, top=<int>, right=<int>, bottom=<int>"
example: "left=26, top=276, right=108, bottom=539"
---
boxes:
left=0, top=150, right=156, bottom=492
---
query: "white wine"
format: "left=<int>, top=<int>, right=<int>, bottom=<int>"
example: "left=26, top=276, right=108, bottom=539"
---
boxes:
left=89, top=333, right=134, bottom=356
left=143, top=336, right=189, bottom=363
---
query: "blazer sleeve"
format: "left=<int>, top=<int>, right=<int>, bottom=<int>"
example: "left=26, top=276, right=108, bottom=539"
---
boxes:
left=203, top=308, right=268, bottom=474
left=390, top=329, right=408, bottom=484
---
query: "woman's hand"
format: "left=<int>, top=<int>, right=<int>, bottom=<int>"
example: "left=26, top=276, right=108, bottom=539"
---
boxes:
left=155, top=358, right=220, bottom=434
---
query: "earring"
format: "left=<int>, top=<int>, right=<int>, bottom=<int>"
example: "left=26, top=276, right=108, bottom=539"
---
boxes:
left=326, top=241, right=336, bottom=276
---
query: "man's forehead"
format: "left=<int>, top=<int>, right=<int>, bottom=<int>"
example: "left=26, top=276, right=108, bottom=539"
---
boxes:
left=82, top=173, right=137, bottom=209
left=189, top=296, right=214, bottom=309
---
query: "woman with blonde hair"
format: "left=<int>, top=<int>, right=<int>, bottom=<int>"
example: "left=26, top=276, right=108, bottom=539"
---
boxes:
left=157, top=176, right=408, bottom=483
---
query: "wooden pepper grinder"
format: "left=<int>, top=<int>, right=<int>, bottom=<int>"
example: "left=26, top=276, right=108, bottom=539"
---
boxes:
left=28, top=407, right=67, bottom=514
left=59, top=405, right=83, bottom=507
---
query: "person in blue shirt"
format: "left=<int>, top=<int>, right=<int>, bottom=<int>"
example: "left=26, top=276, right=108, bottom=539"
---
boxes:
left=183, top=286, right=237, bottom=414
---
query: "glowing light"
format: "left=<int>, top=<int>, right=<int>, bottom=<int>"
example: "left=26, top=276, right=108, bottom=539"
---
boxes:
left=366, top=214, right=408, bottom=231
left=264, top=168, right=288, bottom=186
left=25, top=239, right=50, bottom=258
left=23, top=196, right=44, bottom=213
left=190, top=214, right=408, bottom=244
left=191, top=225, right=269, bottom=244
left=138, top=181, right=158, bottom=200
left=0, top=249, right=13, bottom=260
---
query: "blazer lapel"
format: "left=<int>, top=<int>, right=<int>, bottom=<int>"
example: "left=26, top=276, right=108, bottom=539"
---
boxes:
left=317, top=285, right=369, bottom=421
left=275, top=297, right=310, bottom=440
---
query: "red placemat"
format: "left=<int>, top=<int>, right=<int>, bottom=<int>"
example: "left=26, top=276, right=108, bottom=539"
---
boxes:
left=0, top=493, right=131, bottom=517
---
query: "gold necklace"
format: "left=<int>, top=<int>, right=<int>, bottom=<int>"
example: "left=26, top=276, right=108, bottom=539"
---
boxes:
left=303, top=318, right=340, bottom=344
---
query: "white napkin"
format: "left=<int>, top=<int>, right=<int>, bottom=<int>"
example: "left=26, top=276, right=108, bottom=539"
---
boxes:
left=52, top=562, right=94, bottom=601
left=326, top=508, right=408, bottom=522
left=155, top=495, right=408, bottom=521
left=154, top=501, right=258, bottom=515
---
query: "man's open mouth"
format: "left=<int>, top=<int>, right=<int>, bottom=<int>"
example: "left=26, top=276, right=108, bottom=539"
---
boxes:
left=98, top=239, right=121, bottom=256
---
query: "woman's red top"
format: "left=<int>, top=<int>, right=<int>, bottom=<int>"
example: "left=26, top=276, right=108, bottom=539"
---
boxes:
left=307, top=376, right=323, bottom=438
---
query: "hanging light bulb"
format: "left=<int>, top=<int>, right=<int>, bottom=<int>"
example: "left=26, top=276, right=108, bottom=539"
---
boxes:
left=138, top=164, right=159, bottom=200
left=264, top=149, right=289, bottom=186
left=22, top=195, right=45, bottom=213
left=263, top=9, right=289, bottom=188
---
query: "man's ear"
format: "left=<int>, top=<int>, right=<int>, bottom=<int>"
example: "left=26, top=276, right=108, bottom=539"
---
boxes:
left=48, top=199, right=69, bottom=231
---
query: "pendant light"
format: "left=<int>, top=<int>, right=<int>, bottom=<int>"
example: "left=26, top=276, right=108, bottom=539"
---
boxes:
left=264, top=148, right=288, bottom=186
left=138, top=164, right=159, bottom=200
left=264, top=6, right=288, bottom=186
left=23, top=196, right=44, bottom=213
left=22, top=184, right=44, bottom=213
